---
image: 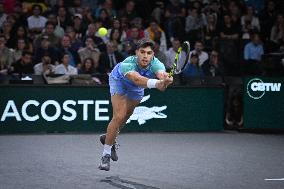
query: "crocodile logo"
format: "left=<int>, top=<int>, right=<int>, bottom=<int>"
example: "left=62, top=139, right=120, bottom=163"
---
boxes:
left=126, top=95, right=167, bottom=125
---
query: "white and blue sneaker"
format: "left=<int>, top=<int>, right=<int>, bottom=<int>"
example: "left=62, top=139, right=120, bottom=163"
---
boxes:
left=98, top=154, right=111, bottom=171
left=100, top=134, right=119, bottom=161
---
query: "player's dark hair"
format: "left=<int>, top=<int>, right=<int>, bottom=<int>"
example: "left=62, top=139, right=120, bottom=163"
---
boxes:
left=136, top=38, right=154, bottom=50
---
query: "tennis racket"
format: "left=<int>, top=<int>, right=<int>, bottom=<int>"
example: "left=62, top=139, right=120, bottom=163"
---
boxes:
left=168, top=41, right=190, bottom=77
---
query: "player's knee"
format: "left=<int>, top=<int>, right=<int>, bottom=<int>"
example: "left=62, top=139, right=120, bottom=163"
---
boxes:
left=112, top=114, right=126, bottom=124
left=125, top=111, right=133, bottom=119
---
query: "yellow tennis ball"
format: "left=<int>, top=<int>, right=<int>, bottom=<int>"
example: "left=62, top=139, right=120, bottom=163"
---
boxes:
left=98, top=27, right=108, bottom=37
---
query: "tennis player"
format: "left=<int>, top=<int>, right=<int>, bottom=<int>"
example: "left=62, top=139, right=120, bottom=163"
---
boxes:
left=99, top=38, right=173, bottom=171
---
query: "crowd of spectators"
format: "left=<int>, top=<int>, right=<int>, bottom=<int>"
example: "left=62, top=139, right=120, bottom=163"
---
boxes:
left=0, top=0, right=283, bottom=79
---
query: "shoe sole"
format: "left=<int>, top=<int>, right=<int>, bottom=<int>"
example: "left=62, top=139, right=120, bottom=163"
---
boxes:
left=99, top=134, right=118, bottom=161
left=98, top=165, right=110, bottom=171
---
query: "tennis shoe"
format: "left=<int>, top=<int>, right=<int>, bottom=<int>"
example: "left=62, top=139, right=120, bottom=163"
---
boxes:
left=99, top=134, right=119, bottom=161
left=98, top=154, right=111, bottom=171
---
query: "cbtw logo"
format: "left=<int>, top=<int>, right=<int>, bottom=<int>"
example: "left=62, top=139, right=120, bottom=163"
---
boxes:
left=247, top=78, right=281, bottom=99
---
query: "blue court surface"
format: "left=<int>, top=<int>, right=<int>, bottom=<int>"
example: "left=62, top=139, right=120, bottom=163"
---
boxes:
left=0, top=132, right=283, bottom=189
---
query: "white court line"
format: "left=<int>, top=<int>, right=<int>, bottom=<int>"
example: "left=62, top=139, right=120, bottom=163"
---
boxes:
left=265, top=178, right=284, bottom=181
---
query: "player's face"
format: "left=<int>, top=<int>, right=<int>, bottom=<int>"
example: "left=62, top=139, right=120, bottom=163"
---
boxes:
left=136, top=46, right=154, bottom=68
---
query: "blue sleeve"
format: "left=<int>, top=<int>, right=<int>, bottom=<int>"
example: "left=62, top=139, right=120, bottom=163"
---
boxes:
left=244, top=44, right=250, bottom=60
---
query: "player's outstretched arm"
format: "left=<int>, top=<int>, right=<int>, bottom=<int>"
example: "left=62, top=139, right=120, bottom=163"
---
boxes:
left=156, top=71, right=173, bottom=88
left=126, top=71, right=166, bottom=91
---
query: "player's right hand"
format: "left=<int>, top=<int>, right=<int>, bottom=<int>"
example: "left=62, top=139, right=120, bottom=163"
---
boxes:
left=156, top=80, right=167, bottom=91
left=164, top=76, right=173, bottom=87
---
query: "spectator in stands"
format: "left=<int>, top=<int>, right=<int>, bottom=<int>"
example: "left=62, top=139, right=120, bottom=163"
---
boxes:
left=6, top=25, right=33, bottom=52
left=10, top=51, right=34, bottom=74
left=65, top=26, right=84, bottom=52
left=244, top=0, right=265, bottom=13
left=241, top=6, right=260, bottom=41
left=259, top=0, right=277, bottom=41
left=164, top=0, right=186, bottom=41
left=80, top=0, right=98, bottom=12
left=185, top=7, right=207, bottom=43
left=227, top=1, right=242, bottom=27
left=182, top=53, right=204, bottom=77
left=219, top=14, right=240, bottom=40
left=54, top=53, right=78, bottom=75
left=12, top=38, right=29, bottom=62
left=97, top=8, right=112, bottom=29
left=0, top=21, right=12, bottom=42
left=93, top=0, right=116, bottom=18
left=34, top=21, right=60, bottom=49
left=166, top=38, right=181, bottom=70
left=6, top=13, right=17, bottom=27
left=127, top=17, right=144, bottom=39
left=84, top=23, right=106, bottom=52
left=107, top=18, right=127, bottom=42
left=144, top=19, right=167, bottom=53
left=204, top=0, right=221, bottom=23
left=33, top=35, right=58, bottom=65
left=68, top=0, right=82, bottom=16
left=0, top=35, right=14, bottom=74
left=190, top=41, right=209, bottom=66
left=78, top=57, right=100, bottom=74
left=0, top=3, right=8, bottom=29
left=120, top=16, right=130, bottom=33
left=203, top=14, right=218, bottom=51
left=120, top=40, right=135, bottom=58
left=78, top=36, right=100, bottom=67
left=243, top=33, right=264, bottom=75
left=81, top=7, right=95, bottom=32
left=118, top=0, right=137, bottom=21
left=126, top=25, right=142, bottom=45
left=270, top=14, right=284, bottom=46
left=71, top=13, right=85, bottom=39
left=99, top=41, right=124, bottom=74
left=33, top=53, right=55, bottom=75
left=27, top=4, right=47, bottom=36
left=57, top=35, right=80, bottom=68
left=153, top=39, right=167, bottom=65
left=151, top=1, right=165, bottom=25
left=108, top=28, right=123, bottom=52
left=12, top=2, right=28, bottom=27
left=50, top=0, right=65, bottom=14
left=57, top=6, right=73, bottom=30
left=202, top=50, right=224, bottom=77
left=46, top=13, right=65, bottom=38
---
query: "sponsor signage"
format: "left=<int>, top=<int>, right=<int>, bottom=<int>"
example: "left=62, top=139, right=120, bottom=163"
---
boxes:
left=244, top=77, right=284, bottom=129
left=0, top=86, right=224, bottom=133
left=247, top=78, right=281, bottom=100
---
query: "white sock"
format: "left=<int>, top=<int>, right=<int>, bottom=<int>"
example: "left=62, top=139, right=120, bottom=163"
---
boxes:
left=102, top=144, right=112, bottom=156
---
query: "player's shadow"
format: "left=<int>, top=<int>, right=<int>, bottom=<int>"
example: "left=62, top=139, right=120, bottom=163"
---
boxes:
left=100, top=176, right=160, bottom=189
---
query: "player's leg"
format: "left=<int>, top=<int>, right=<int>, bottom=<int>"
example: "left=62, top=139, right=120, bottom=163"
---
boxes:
left=123, top=98, right=141, bottom=125
left=99, top=97, right=140, bottom=160
left=105, top=89, right=142, bottom=142
left=105, top=94, right=128, bottom=145
left=99, top=94, right=127, bottom=171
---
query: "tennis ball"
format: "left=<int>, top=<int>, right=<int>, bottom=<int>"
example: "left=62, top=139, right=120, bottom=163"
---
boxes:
left=98, top=27, right=108, bottom=37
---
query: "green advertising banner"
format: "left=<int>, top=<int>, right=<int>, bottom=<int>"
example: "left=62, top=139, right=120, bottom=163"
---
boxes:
left=244, top=77, right=284, bottom=129
left=0, top=86, right=224, bottom=133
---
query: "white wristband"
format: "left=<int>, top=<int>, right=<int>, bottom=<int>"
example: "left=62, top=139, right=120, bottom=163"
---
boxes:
left=147, top=79, right=158, bottom=89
